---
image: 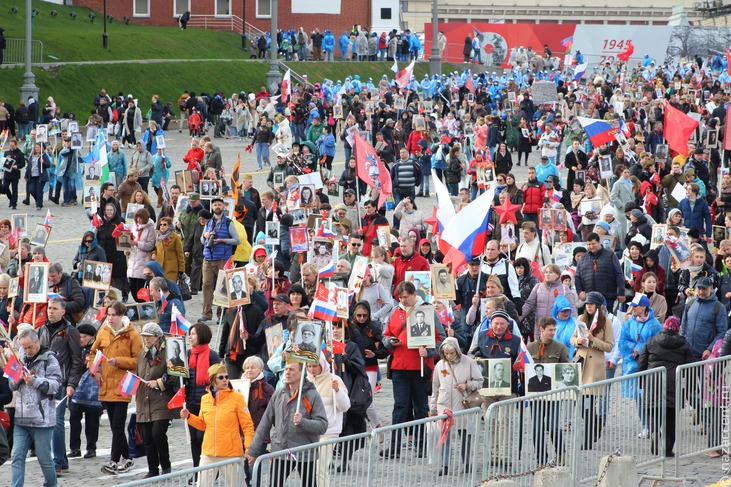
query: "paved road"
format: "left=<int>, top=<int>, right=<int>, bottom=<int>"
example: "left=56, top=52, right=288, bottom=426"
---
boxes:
left=3, top=129, right=725, bottom=486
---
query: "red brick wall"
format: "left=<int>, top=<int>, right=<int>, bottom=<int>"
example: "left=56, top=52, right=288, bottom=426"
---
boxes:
left=75, top=0, right=370, bottom=34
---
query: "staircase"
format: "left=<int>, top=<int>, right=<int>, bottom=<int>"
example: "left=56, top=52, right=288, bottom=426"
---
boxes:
left=186, top=14, right=264, bottom=45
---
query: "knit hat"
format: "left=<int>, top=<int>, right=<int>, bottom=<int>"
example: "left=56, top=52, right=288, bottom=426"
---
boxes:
left=663, top=316, right=681, bottom=333
left=491, top=310, right=511, bottom=323
left=595, top=221, right=611, bottom=233
left=77, top=324, right=97, bottom=337
left=585, top=291, right=605, bottom=306
left=630, top=209, right=643, bottom=220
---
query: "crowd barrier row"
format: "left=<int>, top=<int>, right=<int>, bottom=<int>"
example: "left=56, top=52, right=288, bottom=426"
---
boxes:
left=118, top=356, right=731, bottom=487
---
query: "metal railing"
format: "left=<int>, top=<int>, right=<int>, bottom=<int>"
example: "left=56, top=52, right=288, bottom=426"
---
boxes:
left=674, top=354, right=731, bottom=477
left=4, top=38, right=44, bottom=64
left=117, top=457, right=245, bottom=486
left=187, top=14, right=265, bottom=41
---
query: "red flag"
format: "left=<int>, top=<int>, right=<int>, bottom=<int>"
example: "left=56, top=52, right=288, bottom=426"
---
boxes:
left=8, top=228, right=21, bottom=247
left=727, top=49, right=731, bottom=76
left=617, top=40, right=634, bottom=62
left=394, top=60, right=415, bottom=89
left=725, top=106, right=731, bottom=151
left=111, top=222, right=130, bottom=238
left=354, top=132, right=392, bottom=209
left=465, top=75, right=475, bottom=93
left=663, top=100, right=699, bottom=157
left=332, top=340, right=346, bottom=355
left=91, top=213, right=103, bottom=228
left=167, top=386, right=186, bottom=409
left=3, top=355, right=24, bottom=383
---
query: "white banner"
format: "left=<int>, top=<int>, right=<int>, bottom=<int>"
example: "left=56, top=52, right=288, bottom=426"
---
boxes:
left=573, top=25, right=673, bottom=67
left=291, top=0, right=341, bottom=14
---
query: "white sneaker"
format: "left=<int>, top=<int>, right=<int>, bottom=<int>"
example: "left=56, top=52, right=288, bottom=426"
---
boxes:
left=116, top=458, right=135, bottom=474
left=101, top=460, right=117, bottom=475
left=637, top=428, right=649, bottom=439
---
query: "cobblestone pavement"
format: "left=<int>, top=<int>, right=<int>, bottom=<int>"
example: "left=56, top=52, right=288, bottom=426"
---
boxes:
left=2, top=129, right=726, bottom=486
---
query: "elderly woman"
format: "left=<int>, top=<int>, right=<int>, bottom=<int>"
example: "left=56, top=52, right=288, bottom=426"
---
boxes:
left=393, top=196, right=424, bottom=240
left=126, top=208, right=156, bottom=302
left=136, top=323, right=180, bottom=478
left=241, top=356, right=274, bottom=431
left=151, top=217, right=185, bottom=281
left=181, top=364, right=255, bottom=485
left=429, top=337, right=483, bottom=476
left=72, top=231, right=107, bottom=283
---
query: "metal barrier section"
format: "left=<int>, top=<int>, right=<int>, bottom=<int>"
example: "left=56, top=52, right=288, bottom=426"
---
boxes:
left=675, top=354, right=731, bottom=477
left=117, top=457, right=245, bottom=486
left=480, top=387, right=580, bottom=487
left=4, top=38, right=44, bottom=64
left=251, top=432, right=372, bottom=487
left=573, top=367, right=667, bottom=484
left=369, top=408, right=482, bottom=486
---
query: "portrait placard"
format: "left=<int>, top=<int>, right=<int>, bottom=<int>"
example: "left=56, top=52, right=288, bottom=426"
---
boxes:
left=265, top=323, right=284, bottom=358
left=213, top=270, right=230, bottom=307
left=36, top=124, right=48, bottom=143
left=175, top=170, right=195, bottom=193
left=68, top=121, right=79, bottom=134
left=333, top=104, right=343, bottom=119
left=654, top=144, right=669, bottom=163
left=25, top=262, right=49, bottom=303
left=599, top=155, right=613, bottom=180
left=225, top=268, right=250, bottom=306
left=431, top=265, right=456, bottom=300
left=599, top=235, right=616, bottom=252
left=289, top=320, right=322, bottom=364
left=199, top=180, right=221, bottom=199
left=376, top=225, right=391, bottom=249
left=265, top=221, right=280, bottom=246
left=650, top=224, right=667, bottom=250
left=554, top=362, right=582, bottom=390
left=525, top=363, right=554, bottom=395
left=335, top=287, right=349, bottom=318
left=71, top=133, right=83, bottom=150
left=82, top=260, right=112, bottom=291
left=308, top=237, right=337, bottom=271
left=125, top=203, right=145, bottom=224
left=485, top=358, right=512, bottom=397
left=29, top=224, right=50, bottom=248
left=11, top=214, right=27, bottom=237
left=83, top=182, right=100, bottom=209
left=116, top=233, right=133, bottom=252
left=299, top=184, right=316, bottom=208
left=165, top=335, right=189, bottom=378
left=406, top=305, right=436, bottom=349
left=85, top=163, right=102, bottom=182
left=289, top=226, right=309, bottom=253
left=405, top=270, right=432, bottom=304
left=413, top=115, right=426, bottom=132
left=8, top=277, right=19, bottom=299
left=86, top=126, right=98, bottom=143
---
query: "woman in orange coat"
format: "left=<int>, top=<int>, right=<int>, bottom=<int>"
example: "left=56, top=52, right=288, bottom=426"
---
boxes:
left=151, top=217, right=185, bottom=281
left=181, top=363, right=256, bottom=485
left=90, top=300, right=142, bottom=475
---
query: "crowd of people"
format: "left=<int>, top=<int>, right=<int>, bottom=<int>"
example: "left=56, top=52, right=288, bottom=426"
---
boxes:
left=1, top=47, right=731, bottom=486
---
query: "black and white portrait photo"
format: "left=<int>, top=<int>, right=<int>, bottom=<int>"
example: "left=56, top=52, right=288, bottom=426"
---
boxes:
left=213, top=270, right=230, bottom=308
left=139, top=302, right=157, bottom=321
left=25, top=262, right=49, bottom=303
left=291, top=321, right=322, bottom=363
left=11, top=214, right=27, bottom=237
left=85, top=164, right=101, bottom=181
left=308, top=237, right=336, bottom=271
left=166, top=336, right=189, bottom=378
left=8, top=277, right=19, bottom=299
left=68, top=121, right=79, bottom=134
left=226, top=268, right=250, bottom=306
left=265, top=221, right=280, bottom=246
left=83, top=183, right=100, bottom=208
left=486, top=358, right=512, bottom=396
left=71, top=133, right=83, bottom=150
left=199, top=180, right=220, bottom=199
left=36, top=124, right=48, bottom=143
left=30, top=224, right=50, bottom=248
left=406, top=305, right=436, bottom=349
left=125, top=304, right=140, bottom=323
left=599, top=155, right=613, bottom=179
left=431, top=265, right=455, bottom=300
left=299, top=184, right=316, bottom=208
left=554, top=363, right=582, bottom=389
left=83, top=260, right=113, bottom=291
left=526, top=363, right=553, bottom=394
left=86, top=125, right=98, bottom=143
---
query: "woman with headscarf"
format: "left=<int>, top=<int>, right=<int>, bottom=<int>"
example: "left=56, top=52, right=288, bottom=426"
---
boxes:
left=151, top=217, right=185, bottom=282
left=633, top=249, right=667, bottom=296
left=72, top=231, right=107, bottom=283
left=181, top=363, right=255, bottom=485
left=96, top=202, right=130, bottom=300
left=136, top=323, right=180, bottom=478
left=637, top=316, right=694, bottom=458
left=572, top=292, right=615, bottom=449
left=183, top=323, right=220, bottom=472
left=429, top=337, right=483, bottom=476
left=551, top=295, right=579, bottom=359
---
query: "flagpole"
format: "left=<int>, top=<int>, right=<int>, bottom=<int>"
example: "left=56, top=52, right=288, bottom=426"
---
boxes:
left=295, top=365, right=306, bottom=415
left=213, top=307, right=225, bottom=356
left=181, top=376, right=191, bottom=445
left=355, top=182, right=363, bottom=233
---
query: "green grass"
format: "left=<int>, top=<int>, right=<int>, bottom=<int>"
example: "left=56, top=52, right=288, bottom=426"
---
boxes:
left=0, top=0, right=245, bottom=62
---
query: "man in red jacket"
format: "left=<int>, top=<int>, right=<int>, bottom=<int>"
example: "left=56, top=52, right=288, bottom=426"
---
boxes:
left=360, top=199, right=389, bottom=256
left=381, top=281, right=445, bottom=459
left=392, top=238, right=430, bottom=298
left=521, top=166, right=546, bottom=230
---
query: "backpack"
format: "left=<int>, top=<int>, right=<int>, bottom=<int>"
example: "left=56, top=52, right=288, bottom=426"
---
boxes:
left=19, top=110, right=30, bottom=123
left=347, top=372, right=373, bottom=416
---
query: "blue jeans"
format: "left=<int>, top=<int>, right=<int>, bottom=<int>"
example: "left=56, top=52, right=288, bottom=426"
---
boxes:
left=17, top=122, right=32, bottom=139
left=299, top=45, right=307, bottom=61
left=470, top=184, right=484, bottom=201
left=12, top=425, right=56, bottom=487
left=448, top=182, right=459, bottom=196
left=53, top=392, right=68, bottom=469
left=418, top=175, right=430, bottom=194
left=294, top=123, right=306, bottom=144
left=389, top=370, right=429, bottom=451
left=344, top=145, right=352, bottom=166
left=58, top=174, right=77, bottom=203
left=255, top=142, right=270, bottom=169
left=28, top=177, right=45, bottom=208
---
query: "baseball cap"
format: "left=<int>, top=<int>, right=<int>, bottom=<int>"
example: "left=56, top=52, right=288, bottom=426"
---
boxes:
left=188, top=192, right=200, bottom=201
left=695, top=276, right=713, bottom=288
left=629, top=294, right=651, bottom=308
left=273, top=293, right=291, bottom=304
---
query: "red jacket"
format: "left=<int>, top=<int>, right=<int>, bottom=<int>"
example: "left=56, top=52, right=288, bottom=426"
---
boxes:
left=392, top=253, right=430, bottom=298
left=406, top=130, right=427, bottom=155
left=521, top=179, right=546, bottom=215
left=385, top=305, right=443, bottom=371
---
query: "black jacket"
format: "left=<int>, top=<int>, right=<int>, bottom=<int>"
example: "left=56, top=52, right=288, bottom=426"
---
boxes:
left=219, top=304, right=266, bottom=367
left=53, top=273, right=87, bottom=318
left=637, top=330, right=694, bottom=408
left=349, top=301, right=389, bottom=369
left=38, top=316, right=84, bottom=389
left=184, top=348, right=220, bottom=412
left=2, top=147, right=25, bottom=181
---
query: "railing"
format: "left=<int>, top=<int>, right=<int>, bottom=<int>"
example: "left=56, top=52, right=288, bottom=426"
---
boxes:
left=187, top=14, right=265, bottom=42
left=279, top=61, right=307, bottom=85
left=117, top=457, right=245, bottom=486
left=3, top=38, right=44, bottom=64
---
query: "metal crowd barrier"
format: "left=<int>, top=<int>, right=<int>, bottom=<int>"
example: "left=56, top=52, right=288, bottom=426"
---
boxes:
left=674, top=354, right=731, bottom=477
left=480, top=387, right=581, bottom=487
left=573, top=367, right=667, bottom=484
left=117, top=457, right=245, bottom=486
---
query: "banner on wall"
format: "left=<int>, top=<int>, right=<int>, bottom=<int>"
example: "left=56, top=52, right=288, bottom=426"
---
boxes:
left=426, top=23, right=731, bottom=69
left=291, top=0, right=341, bottom=14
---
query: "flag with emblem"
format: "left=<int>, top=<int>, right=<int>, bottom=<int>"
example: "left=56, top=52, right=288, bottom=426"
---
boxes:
left=354, top=132, right=392, bottom=208
left=3, top=355, right=24, bottom=383
left=231, top=152, right=241, bottom=202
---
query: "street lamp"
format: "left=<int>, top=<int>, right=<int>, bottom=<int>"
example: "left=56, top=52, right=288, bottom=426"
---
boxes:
left=103, top=0, right=108, bottom=49
left=19, top=0, right=39, bottom=103
left=428, top=0, right=441, bottom=77
left=241, top=0, right=247, bottom=50
left=265, top=0, right=281, bottom=92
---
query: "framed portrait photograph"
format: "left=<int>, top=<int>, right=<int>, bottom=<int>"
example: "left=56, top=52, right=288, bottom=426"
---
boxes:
left=463, top=122, right=475, bottom=137
left=125, top=303, right=141, bottom=323
left=599, top=155, right=613, bottom=179
left=8, top=277, right=19, bottom=299
left=125, top=203, right=145, bottom=224
left=525, top=363, right=554, bottom=395
left=199, top=180, right=220, bottom=199
left=289, top=226, right=309, bottom=253
left=299, top=184, right=316, bottom=208
left=290, top=208, right=306, bottom=226
left=165, top=335, right=189, bottom=378
left=376, top=225, right=391, bottom=249
left=272, top=172, right=285, bottom=188
left=83, top=260, right=113, bottom=291
left=25, top=262, right=49, bottom=303
left=335, top=287, right=349, bottom=318
left=539, top=208, right=553, bottom=230
left=138, top=302, right=157, bottom=322
left=579, top=198, right=603, bottom=217
left=83, top=182, right=100, bottom=208
left=713, top=225, right=728, bottom=247
left=308, top=237, right=336, bottom=271
left=30, top=223, right=51, bottom=248
left=213, top=270, right=230, bottom=308
left=431, top=264, right=456, bottom=300
left=413, top=115, right=426, bottom=132
left=599, top=235, right=616, bottom=252
left=553, top=362, right=582, bottom=390
left=155, top=135, right=166, bottom=150
left=225, top=268, right=250, bottom=307
left=405, top=270, right=432, bottom=304
left=508, top=91, right=517, bottom=103
left=406, top=305, right=436, bottom=349
left=394, top=96, right=406, bottom=110
left=333, top=104, right=343, bottom=119
left=500, top=223, right=516, bottom=245
left=347, top=255, right=369, bottom=295
left=85, top=163, right=102, bottom=182
left=290, top=320, right=322, bottom=364
left=77, top=307, right=100, bottom=329
left=476, top=163, right=494, bottom=187
left=71, top=133, right=83, bottom=150
left=265, top=221, right=280, bottom=246
left=623, top=258, right=634, bottom=281
left=575, top=170, right=587, bottom=184
left=650, top=224, right=667, bottom=250
left=326, top=180, right=340, bottom=197
left=36, top=124, right=48, bottom=143
left=705, top=129, right=719, bottom=149
left=11, top=214, right=27, bottom=237
left=654, top=144, right=669, bottom=162
left=265, top=323, right=284, bottom=358
left=552, top=209, right=567, bottom=231
left=485, top=358, right=512, bottom=397
left=86, top=125, right=98, bottom=143
left=116, top=233, right=134, bottom=252
left=68, top=121, right=79, bottom=134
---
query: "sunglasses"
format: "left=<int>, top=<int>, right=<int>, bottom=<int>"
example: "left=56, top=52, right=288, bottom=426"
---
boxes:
left=216, top=375, right=229, bottom=380
left=84, top=239, right=93, bottom=244
left=334, top=323, right=343, bottom=328
left=350, top=242, right=361, bottom=247
left=355, top=313, right=368, bottom=318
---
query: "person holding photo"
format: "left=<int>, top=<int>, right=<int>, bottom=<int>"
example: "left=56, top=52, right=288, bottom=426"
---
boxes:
left=151, top=217, right=185, bottom=282
left=2, top=139, right=26, bottom=210
left=151, top=147, right=172, bottom=208
left=24, top=142, right=51, bottom=211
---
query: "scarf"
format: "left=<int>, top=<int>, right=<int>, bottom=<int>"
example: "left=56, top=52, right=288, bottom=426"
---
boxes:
left=189, top=344, right=212, bottom=386
left=157, top=228, right=173, bottom=243
left=243, top=372, right=265, bottom=403
left=687, top=263, right=704, bottom=273
left=722, top=180, right=731, bottom=195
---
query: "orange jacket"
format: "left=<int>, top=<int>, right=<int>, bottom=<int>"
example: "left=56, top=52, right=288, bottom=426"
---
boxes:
left=89, top=318, right=142, bottom=403
left=187, top=387, right=256, bottom=457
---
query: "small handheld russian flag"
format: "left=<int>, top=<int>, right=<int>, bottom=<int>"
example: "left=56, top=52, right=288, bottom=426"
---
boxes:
left=118, top=371, right=143, bottom=396
left=318, top=261, right=336, bottom=279
left=44, top=209, right=52, bottom=228
left=170, top=304, right=192, bottom=336
left=513, top=338, right=534, bottom=372
left=89, top=350, right=105, bottom=375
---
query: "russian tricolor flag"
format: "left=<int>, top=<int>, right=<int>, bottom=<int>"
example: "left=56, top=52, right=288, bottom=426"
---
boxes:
left=318, top=261, right=336, bottom=279
left=89, top=350, right=105, bottom=375
left=576, top=117, right=625, bottom=147
left=170, top=303, right=191, bottom=336
left=311, top=283, right=338, bottom=322
left=630, top=263, right=642, bottom=276
left=318, top=226, right=337, bottom=239
left=432, top=175, right=456, bottom=233
left=513, top=338, right=535, bottom=371
left=438, top=186, right=495, bottom=272
left=573, top=62, right=588, bottom=82
left=118, top=371, right=143, bottom=397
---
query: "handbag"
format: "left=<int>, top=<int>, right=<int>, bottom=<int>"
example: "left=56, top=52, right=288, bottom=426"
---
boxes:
left=70, top=371, right=103, bottom=410
left=461, top=389, right=484, bottom=409
left=177, top=272, right=192, bottom=301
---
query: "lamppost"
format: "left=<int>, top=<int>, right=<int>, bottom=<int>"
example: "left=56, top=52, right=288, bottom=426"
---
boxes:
left=428, top=0, right=441, bottom=77
left=103, top=0, right=108, bottom=49
left=265, top=0, right=281, bottom=92
left=19, top=0, right=39, bottom=102
left=241, top=0, right=246, bottom=50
